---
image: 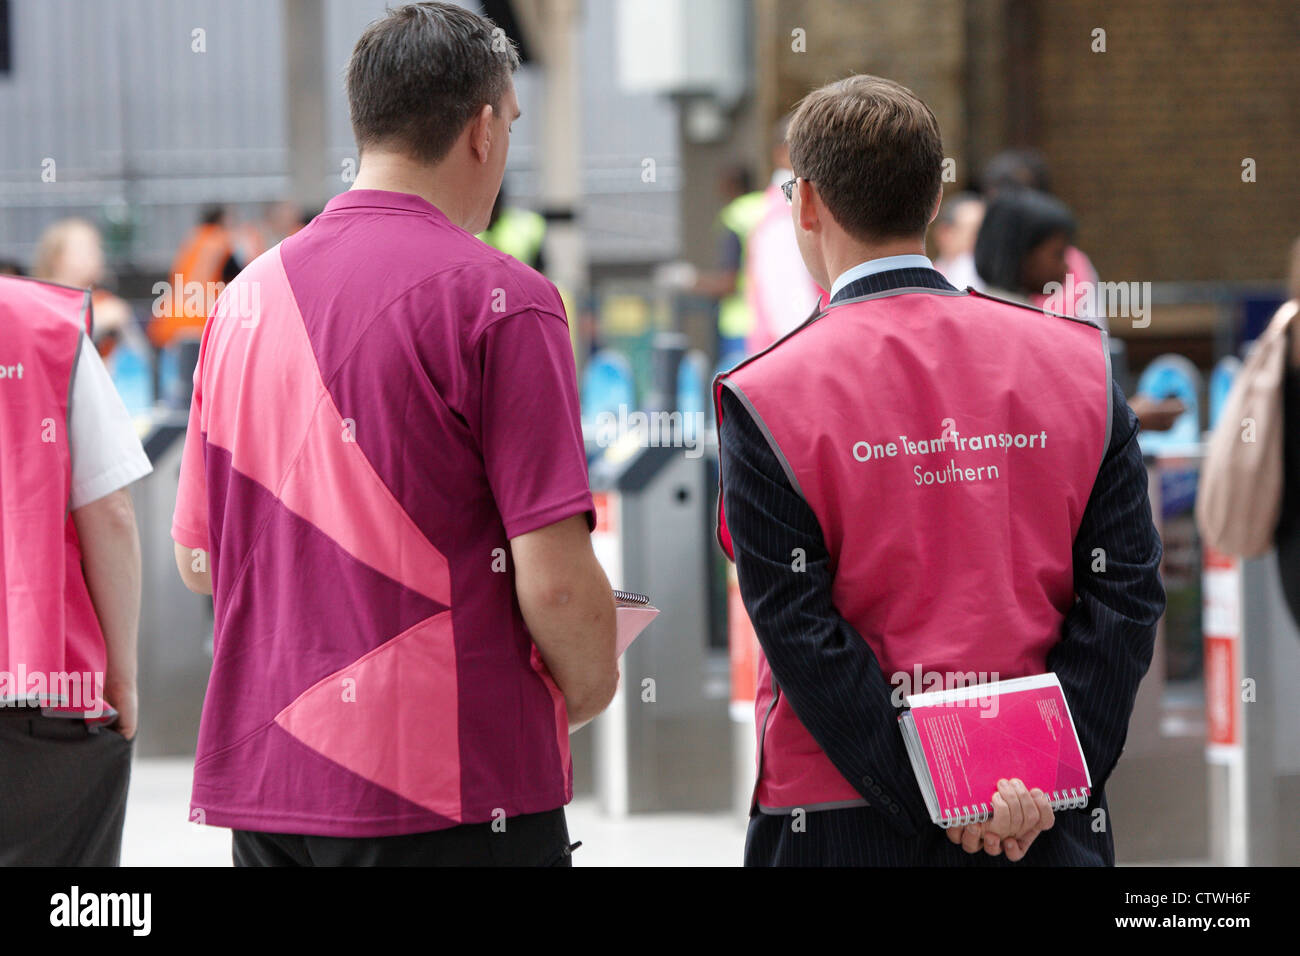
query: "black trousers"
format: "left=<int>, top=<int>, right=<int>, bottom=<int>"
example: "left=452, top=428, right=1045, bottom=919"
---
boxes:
left=232, top=808, right=576, bottom=866
left=0, top=707, right=133, bottom=866
left=744, top=793, right=1113, bottom=866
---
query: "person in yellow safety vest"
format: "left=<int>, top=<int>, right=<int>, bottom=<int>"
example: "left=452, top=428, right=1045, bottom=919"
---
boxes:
left=477, top=188, right=547, bottom=270
left=692, top=166, right=765, bottom=371
left=477, top=188, right=579, bottom=357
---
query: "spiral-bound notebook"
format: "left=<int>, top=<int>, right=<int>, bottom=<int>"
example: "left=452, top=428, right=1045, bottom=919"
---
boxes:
left=898, top=672, right=1091, bottom=828
left=612, top=589, right=659, bottom=655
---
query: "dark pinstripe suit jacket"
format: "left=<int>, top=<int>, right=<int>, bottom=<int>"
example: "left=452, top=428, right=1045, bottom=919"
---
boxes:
left=719, top=267, right=1165, bottom=866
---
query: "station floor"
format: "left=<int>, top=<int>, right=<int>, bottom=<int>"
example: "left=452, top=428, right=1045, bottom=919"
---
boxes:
left=121, top=757, right=747, bottom=867
left=122, top=757, right=1213, bottom=867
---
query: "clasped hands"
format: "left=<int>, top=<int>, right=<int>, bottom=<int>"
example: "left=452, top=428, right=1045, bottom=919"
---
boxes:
left=945, top=778, right=1054, bottom=862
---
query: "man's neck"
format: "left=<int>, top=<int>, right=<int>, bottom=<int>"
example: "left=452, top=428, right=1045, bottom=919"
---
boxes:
left=350, top=151, right=474, bottom=229
left=823, top=237, right=927, bottom=289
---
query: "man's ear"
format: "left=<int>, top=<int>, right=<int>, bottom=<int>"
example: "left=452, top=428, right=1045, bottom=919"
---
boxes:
left=469, top=103, right=495, bottom=164
left=796, top=179, right=820, bottom=232
left=928, top=187, right=943, bottom=225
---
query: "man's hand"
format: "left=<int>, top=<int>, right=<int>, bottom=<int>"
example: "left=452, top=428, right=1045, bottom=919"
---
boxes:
left=1128, top=394, right=1185, bottom=432
left=984, top=779, right=1054, bottom=860
left=104, top=679, right=138, bottom=741
left=946, top=821, right=986, bottom=854
left=945, top=778, right=1055, bottom=861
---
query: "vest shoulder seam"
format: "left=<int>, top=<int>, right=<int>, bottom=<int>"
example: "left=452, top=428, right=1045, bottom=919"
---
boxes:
left=967, top=287, right=1104, bottom=331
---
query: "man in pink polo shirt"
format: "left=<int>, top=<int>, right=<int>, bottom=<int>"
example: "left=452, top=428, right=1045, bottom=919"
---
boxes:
left=171, top=1, right=617, bottom=866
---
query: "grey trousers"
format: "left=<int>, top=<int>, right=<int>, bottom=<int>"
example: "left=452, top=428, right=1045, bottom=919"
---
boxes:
left=0, top=708, right=133, bottom=866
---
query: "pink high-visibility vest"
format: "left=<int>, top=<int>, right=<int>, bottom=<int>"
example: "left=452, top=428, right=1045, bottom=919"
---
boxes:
left=744, top=184, right=824, bottom=354
left=716, top=287, right=1111, bottom=812
left=0, top=276, right=107, bottom=715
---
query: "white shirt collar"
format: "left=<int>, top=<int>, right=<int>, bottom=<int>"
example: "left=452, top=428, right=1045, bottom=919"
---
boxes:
left=829, top=254, right=935, bottom=299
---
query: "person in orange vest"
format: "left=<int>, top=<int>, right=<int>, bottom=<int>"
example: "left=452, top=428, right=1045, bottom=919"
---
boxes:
left=148, top=205, right=242, bottom=348
left=0, top=274, right=152, bottom=865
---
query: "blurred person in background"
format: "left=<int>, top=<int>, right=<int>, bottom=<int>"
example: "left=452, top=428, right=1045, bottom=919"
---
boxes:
left=233, top=200, right=308, bottom=264
left=975, top=189, right=1184, bottom=432
left=931, top=190, right=984, bottom=291
left=0, top=274, right=152, bottom=865
left=973, top=187, right=1077, bottom=308
left=477, top=185, right=547, bottom=270
left=688, top=164, right=765, bottom=369
left=716, top=75, right=1164, bottom=866
left=1274, top=237, right=1300, bottom=627
left=32, top=218, right=134, bottom=356
left=982, top=149, right=1101, bottom=324
left=745, top=115, right=824, bottom=355
left=170, top=1, right=616, bottom=867
left=147, top=204, right=241, bottom=349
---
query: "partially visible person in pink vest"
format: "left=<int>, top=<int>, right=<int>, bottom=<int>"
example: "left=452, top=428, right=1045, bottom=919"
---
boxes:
left=0, top=275, right=151, bottom=865
left=714, top=75, right=1164, bottom=866
left=745, top=114, right=825, bottom=355
left=170, top=1, right=616, bottom=866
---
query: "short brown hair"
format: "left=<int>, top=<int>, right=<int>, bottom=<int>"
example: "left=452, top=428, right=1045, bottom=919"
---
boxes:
left=346, top=2, right=520, bottom=164
left=787, top=74, right=944, bottom=242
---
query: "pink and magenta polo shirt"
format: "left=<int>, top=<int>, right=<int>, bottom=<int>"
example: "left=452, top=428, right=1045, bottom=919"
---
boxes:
left=172, top=188, right=594, bottom=836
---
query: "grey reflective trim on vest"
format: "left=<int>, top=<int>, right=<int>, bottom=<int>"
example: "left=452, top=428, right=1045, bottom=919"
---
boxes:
left=828, top=286, right=969, bottom=309
left=750, top=671, right=780, bottom=812
left=1101, top=329, right=1114, bottom=467
left=64, top=329, right=85, bottom=518
left=757, top=797, right=871, bottom=815
left=968, top=286, right=1105, bottom=332
left=720, top=299, right=825, bottom=381
left=720, top=380, right=806, bottom=501
left=82, top=287, right=94, bottom=339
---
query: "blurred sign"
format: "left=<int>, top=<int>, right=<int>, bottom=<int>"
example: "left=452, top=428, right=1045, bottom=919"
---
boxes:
left=591, top=491, right=622, bottom=589
left=614, top=0, right=746, bottom=104
left=1203, top=546, right=1242, bottom=757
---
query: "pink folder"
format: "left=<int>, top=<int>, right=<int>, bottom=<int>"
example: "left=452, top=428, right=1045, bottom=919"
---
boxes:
left=615, top=604, right=659, bottom=656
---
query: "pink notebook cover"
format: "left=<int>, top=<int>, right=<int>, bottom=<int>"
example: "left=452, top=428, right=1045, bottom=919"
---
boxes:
left=615, top=605, right=658, bottom=656
left=907, top=674, right=1090, bottom=819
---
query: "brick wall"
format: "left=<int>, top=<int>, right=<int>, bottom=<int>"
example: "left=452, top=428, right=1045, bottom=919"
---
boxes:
left=1027, top=0, right=1300, bottom=284
left=764, top=0, right=1300, bottom=286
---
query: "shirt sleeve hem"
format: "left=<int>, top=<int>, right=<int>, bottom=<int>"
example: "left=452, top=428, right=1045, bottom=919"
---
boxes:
left=502, top=491, right=596, bottom=540
left=171, top=522, right=209, bottom=553
left=68, top=455, right=154, bottom=511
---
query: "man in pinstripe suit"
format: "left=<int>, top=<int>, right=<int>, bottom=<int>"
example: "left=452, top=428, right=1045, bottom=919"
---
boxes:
left=714, top=75, right=1164, bottom=866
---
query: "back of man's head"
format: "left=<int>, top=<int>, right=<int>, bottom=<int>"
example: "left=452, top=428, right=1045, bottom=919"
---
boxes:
left=346, top=2, right=520, bottom=165
left=787, top=74, right=944, bottom=243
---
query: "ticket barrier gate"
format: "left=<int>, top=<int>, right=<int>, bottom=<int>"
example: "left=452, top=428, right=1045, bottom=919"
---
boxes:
left=1104, top=449, right=1300, bottom=863
left=574, top=438, right=733, bottom=815
left=1204, top=549, right=1300, bottom=865
left=128, top=408, right=214, bottom=756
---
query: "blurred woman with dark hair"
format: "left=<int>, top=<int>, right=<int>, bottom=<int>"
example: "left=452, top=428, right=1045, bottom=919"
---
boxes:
left=974, top=188, right=1183, bottom=432
left=973, top=188, right=1076, bottom=306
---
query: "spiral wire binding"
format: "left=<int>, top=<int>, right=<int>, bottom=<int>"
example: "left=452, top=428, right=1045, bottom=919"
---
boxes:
left=939, top=788, right=1090, bottom=827
left=612, top=589, right=650, bottom=606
